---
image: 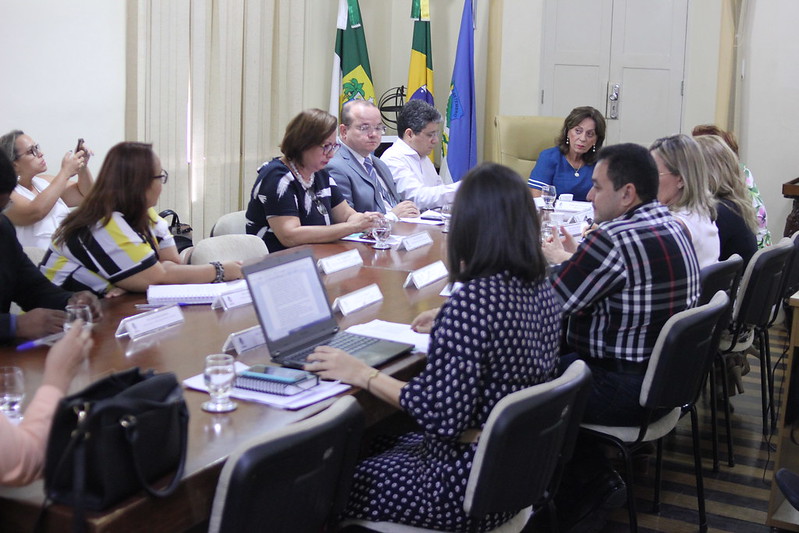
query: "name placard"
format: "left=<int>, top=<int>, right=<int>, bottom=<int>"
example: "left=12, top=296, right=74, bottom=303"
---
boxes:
left=317, top=249, right=363, bottom=275
left=115, top=304, right=185, bottom=340
left=399, top=231, right=433, bottom=251
left=332, top=283, right=383, bottom=316
left=403, top=260, right=448, bottom=289
left=211, top=287, right=252, bottom=311
left=222, top=325, right=267, bottom=355
left=439, top=281, right=463, bottom=297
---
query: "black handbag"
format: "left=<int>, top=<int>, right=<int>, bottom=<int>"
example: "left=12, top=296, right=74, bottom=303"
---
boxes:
left=158, top=209, right=194, bottom=253
left=42, top=368, right=189, bottom=530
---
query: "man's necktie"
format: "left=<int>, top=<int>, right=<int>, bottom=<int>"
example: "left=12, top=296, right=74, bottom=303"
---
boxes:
left=364, top=157, right=397, bottom=208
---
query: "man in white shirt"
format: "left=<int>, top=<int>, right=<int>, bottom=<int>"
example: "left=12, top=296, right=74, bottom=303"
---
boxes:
left=380, top=100, right=459, bottom=210
left=327, top=100, right=419, bottom=222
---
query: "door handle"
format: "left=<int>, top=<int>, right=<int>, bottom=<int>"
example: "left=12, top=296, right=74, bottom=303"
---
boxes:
left=607, top=83, right=620, bottom=119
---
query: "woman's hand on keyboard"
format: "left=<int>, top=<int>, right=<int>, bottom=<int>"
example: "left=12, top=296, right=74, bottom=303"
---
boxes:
left=305, top=346, right=371, bottom=387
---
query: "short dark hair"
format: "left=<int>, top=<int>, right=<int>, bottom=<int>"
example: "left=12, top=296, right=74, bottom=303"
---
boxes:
left=280, top=109, right=338, bottom=165
left=556, top=106, right=606, bottom=165
left=448, top=163, right=547, bottom=283
left=0, top=150, right=15, bottom=194
left=691, top=123, right=739, bottom=156
left=595, top=143, right=659, bottom=203
left=397, top=100, right=442, bottom=139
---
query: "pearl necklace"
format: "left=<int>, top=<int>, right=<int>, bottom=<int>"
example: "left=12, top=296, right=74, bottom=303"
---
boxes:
left=285, top=159, right=313, bottom=189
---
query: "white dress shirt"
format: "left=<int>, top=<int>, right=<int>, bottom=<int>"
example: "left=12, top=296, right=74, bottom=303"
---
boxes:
left=380, top=138, right=458, bottom=210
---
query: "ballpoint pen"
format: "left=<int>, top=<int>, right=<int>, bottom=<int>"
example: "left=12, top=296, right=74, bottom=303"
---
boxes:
left=16, top=332, right=65, bottom=351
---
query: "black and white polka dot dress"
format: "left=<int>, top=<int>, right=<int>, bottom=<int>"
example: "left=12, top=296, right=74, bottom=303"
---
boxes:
left=343, top=272, right=562, bottom=531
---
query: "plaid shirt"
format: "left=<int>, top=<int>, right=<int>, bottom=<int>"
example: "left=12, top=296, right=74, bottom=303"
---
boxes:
left=550, top=201, right=700, bottom=363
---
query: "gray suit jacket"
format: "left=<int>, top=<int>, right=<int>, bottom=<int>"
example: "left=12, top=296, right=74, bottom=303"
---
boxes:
left=326, top=144, right=401, bottom=214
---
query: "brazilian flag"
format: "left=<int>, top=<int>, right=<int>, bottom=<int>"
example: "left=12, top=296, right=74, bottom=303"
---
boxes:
left=407, top=0, right=434, bottom=105
left=330, top=0, right=375, bottom=119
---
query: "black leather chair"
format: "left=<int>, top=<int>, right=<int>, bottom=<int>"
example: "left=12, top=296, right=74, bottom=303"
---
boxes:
left=208, top=396, right=364, bottom=533
left=719, top=238, right=794, bottom=436
left=698, top=254, right=744, bottom=471
left=341, top=360, right=593, bottom=533
left=581, top=292, right=730, bottom=533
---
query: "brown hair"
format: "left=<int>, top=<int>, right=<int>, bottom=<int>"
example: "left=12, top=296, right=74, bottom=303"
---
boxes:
left=280, top=109, right=337, bottom=165
left=692, top=124, right=740, bottom=156
left=556, top=106, right=606, bottom=165
left=54, top=142, right=158, bottom=245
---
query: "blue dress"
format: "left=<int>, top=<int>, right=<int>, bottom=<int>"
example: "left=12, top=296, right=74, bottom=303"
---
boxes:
left=342, top=272, right=562, bottom=531
left=527, top=147, right=594, bottom=202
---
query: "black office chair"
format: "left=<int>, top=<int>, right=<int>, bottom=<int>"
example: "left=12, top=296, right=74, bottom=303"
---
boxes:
left=776, top=468, right=799, bottom=511
left=341, top=360, right=593, bottom=533
left=719, top=238, right=794, bottom=436
left=770, top=230, right=799, bottom=336
left=698, top=254, right=744, bottom=471
left=208, top=396, right=364, bottom=533
left=581, top=292, right=730, bottom=533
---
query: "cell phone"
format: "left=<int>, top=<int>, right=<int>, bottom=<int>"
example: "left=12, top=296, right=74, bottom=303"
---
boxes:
left=75, top=138, right=85, bottom=153
left=239, top=365, right=311, bottom=384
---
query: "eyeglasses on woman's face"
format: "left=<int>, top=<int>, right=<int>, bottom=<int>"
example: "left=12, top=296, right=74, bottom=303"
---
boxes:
left=153, top=170, right=169, bottom=184
left=15, top=143, right=42, bottom=160
left=321, top=142, right=341, bottom=156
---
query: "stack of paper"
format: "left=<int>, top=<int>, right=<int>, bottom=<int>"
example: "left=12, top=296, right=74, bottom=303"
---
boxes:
left=147, top=279, right=248, bottom=305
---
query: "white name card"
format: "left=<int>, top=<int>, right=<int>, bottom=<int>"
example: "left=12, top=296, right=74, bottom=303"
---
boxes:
left=332, top=283, right=383, bottom=316
left=115, top=304, right=185, bottom=340
left=403, top=260, right=448, bottom=289
left=439, top=281, right=463, bottom=297
left=222, top=325, right=267, bottom=355
left=211, top=287, right=252, bottom=310
left=399, top=231, right=433, bottom=251
left=317, top=249, right=363, bottom=275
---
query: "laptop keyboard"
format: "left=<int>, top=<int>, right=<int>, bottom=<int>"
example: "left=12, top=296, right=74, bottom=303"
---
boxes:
left=283, top=333, right=381, bottom=365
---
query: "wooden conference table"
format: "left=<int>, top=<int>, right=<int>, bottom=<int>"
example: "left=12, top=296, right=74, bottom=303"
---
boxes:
left=0, top=221, right=449, bottom=533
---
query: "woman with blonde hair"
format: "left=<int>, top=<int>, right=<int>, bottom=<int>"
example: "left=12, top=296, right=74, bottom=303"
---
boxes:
left=695, top=135, right=757, bottom=264
left=650, top=134, right=719, bottom=267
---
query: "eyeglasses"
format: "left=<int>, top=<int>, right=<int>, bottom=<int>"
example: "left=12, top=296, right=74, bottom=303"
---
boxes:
left=321, top=142, right=341, bottom=156
left=354, top=124, right=387, bottom=135
left=420, top=130, right=440, bottom=140
left=153, top=170, right=169, bottom=184
left=16, top=144, right=42, bottom=160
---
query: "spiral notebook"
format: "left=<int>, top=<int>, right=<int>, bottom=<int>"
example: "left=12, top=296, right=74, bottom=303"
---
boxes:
left=235, top=368, right=319, bottom=396
left=146, top=280, right=248, bottom=305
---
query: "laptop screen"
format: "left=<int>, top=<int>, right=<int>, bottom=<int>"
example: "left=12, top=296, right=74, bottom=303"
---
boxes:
left=245, top=250, right=333, bottom=342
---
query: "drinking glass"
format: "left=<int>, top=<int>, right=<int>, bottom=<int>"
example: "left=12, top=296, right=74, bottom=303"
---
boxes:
left=0, top=367, right=25, bottom=420
left=202, top=354, right=237, bottom=413
left=440, top=204, right=453, bottom=233
left=64, top=304, right=93, bottom=332
left=372, top=217, right=393, bottom=249
left=541, top=184, right=557, bottom=210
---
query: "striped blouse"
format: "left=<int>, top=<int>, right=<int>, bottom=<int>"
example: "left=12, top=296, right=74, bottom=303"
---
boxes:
left=40, top=209, right=175, bottom=296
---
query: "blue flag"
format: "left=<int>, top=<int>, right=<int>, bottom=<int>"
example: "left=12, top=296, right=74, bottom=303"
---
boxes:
left=441, top=0, right=476, bottom=182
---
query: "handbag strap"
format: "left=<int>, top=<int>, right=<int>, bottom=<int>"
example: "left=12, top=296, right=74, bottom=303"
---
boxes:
left=121, top=405, right=189, bottom=498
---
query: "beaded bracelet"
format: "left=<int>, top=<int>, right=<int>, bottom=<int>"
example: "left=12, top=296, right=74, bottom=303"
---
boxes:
left=210, top=261, right=225, bottom=283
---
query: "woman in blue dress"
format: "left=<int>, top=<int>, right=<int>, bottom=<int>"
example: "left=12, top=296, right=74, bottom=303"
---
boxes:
left=307, top=163, right=562, bottom=531
left=528, top=106, right=606, bottom=202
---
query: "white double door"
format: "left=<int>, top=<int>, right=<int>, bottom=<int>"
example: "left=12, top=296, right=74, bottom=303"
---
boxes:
left=539, top=0, right=688, bottom=146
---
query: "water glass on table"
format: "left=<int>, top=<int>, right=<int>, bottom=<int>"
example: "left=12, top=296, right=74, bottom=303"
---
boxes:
left=541, top=184, right=557, bottom=210
left=0, top=367, right=25, bottom=421
left=440, top=204, right=453, bottom=233
left=202, top=354, right=237, bottom=413
left=64, top=304, right=93, bottom=332
left=372, top=217, right=393, bottom=249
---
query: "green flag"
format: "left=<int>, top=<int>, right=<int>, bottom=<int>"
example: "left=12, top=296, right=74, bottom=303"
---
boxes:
left=330, top=0, right=375, bottom=118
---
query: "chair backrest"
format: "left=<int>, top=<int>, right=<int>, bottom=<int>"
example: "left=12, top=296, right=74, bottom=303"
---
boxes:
left=188, top=234, right=268, bottom=265
left=208, top=396, right=364, bottom=533
left=640, top=291, right=730, bottom=411
left=774, top=231, right=799, bottom=322
left=494, top=115, right=563, bottom=179
left=210, top=210, right=247, bottom=237
left=464, top=360, right=592, bottom=518
left=699, top=254, right=743, bottom=330
left=733, top=237, right=793, bottom=327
